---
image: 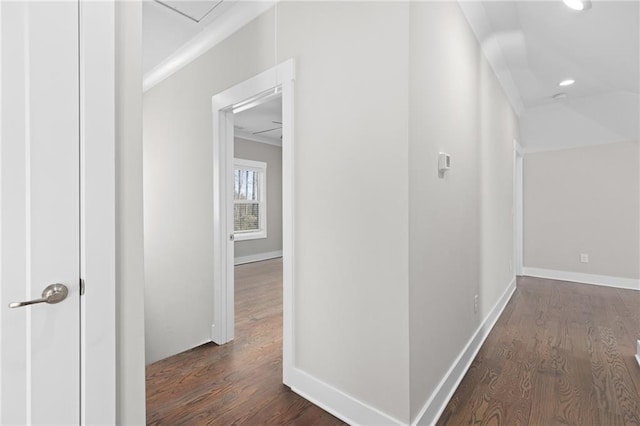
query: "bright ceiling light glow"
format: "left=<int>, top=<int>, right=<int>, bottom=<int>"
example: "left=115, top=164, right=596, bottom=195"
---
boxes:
left=559, top=79, right=575, bottom=87
left=562, top=0, right=592, bottom=11
left=563, top=0, right=584, bottom=10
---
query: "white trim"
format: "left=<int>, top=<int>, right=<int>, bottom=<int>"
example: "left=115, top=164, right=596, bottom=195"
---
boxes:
left=636, top=340, right=640, bottom=368
left=80, top=1, right=116, bottom=424
left=514, top=139, right=524, bottom=276
left=280, top=60, right=295, bottom=386
left=520, top=139, right=638, bottom=155
left=143, top=1, right=274, bottom=92
left=413, top=278, right=517, bottom=426
left=0, top=3, right=3, bottom=420
left=212, top=95, right=234, bottom=344
left=522, top=267, right=640, bottom=291
left=235, top=130, right=282, bottom=147
left=234, top=250, right=282, bottom=266
left=232, top=87, right=281, bottom=114
left=234, top=157, right=267, bottom=171
left=211, top=60, right=295, bottom=391
left=289, top=368, right=405, bottom=426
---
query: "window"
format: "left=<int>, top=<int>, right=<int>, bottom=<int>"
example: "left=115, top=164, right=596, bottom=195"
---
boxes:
left=233, top=158, right=267, bottom=240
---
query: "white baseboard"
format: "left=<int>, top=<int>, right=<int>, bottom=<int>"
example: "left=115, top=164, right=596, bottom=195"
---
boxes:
left=522, top=267, right=640, bottom=291
left=234, top=250, right=282, bottom=266
left=289, top=367, right=405, bottom=426
left=413, top=278, right=517, bottom=426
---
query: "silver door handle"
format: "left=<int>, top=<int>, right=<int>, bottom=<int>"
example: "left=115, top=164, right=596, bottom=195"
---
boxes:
left=9, top=283, right=69, bottom=308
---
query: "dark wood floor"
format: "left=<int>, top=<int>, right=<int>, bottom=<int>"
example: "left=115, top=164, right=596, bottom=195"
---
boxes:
left=147, top=269, right=640, bottom=425
left=146, top=258, right=345, bottom=425
left=438, top=276, right=640, bottom=425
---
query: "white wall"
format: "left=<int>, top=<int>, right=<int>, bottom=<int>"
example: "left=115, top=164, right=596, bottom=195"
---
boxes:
left=142, top=9, right=276, bottom=365
left=524, top=141, right=640, bottom=280
left=143, top=1, right=522, bottom=422
left=276, top=3, right=411, bottom=421
left=408, top=2, right=518, bottom=421
left=234, top=137, right=282, bottom=261
left=122, top=1, right=638, bottom=422
left=520, top=93, right=639, bottom=152
left=144, top=2, right=411, bottom=421
left=115, top=1, right=146, bottom=424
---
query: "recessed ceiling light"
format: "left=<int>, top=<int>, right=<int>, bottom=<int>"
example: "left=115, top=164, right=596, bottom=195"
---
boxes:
left=553, top=93, right=568, bottom=100
left=559, top=79, right=575, bottom=87
left=562, top=0, right=592, bottom=11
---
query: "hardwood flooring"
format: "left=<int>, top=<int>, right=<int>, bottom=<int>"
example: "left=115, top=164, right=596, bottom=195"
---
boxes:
left=438, top=276, right=640, bottom=426
left=147, top=269, right=640, bottom=425
left=146, top=258, right=345, bottom=426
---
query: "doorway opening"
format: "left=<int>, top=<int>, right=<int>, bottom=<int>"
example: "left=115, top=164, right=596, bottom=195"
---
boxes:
left=144, top=61, right=314, bottom=423
left=210, top=61, right=296, bottom=386
left=231, top=94, right=284, bottom=401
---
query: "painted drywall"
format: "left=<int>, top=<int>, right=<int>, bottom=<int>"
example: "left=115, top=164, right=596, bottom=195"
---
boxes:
left=234, top=137, right=283, bottom=260
left=520, top=93, right=639, bottom=153
left=524, top=141, right=640, bottom=279
left=143, top=9, right=276, bottom=365
left=116, top=1, right=146, bottom=424
left=143, top=2, right=410, bottom=421
left=276, top=3, right=411, bottom=420
left=408, top=2, right=518, bottom=421
left=143, top=1, right=523, bottom=422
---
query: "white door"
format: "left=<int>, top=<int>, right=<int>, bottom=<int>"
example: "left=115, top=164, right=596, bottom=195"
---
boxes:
left=1, top=2, right=80, bottom=424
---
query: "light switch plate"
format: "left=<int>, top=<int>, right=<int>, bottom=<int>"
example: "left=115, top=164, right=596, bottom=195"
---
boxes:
left=438, top=152, right=451, bottom=173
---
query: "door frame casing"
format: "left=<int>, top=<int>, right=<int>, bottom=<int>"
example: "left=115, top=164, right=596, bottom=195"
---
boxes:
left=211, top=59, right=295, bottom=384
left=514, top=139, right=524, bottom=276
left=80, top=1, right=116, bottom=424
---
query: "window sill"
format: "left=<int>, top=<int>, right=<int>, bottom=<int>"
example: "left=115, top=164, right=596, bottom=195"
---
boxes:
left=234, top=230, right=267, bottom=242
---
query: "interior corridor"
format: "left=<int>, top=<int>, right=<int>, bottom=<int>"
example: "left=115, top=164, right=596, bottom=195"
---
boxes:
left=439, top=277, right=640, bottom=425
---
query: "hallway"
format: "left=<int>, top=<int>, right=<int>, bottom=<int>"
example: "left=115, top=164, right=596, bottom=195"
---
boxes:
left=439, top=277, right=640, bottom=425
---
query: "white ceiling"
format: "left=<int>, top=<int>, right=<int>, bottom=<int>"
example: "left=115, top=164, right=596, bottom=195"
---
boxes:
left=234, top=97, right=283, bottom=146
left=461, top=0, right=639, bottom=152
left=143, top=0, right=230, bottom=74
left=144, top=1, right=639, bottom=153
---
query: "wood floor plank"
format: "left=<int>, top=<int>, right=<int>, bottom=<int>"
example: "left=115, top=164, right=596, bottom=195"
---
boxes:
left=439, top=277, right=640, bottom=426
left=146, top=258, right=345, bottom=425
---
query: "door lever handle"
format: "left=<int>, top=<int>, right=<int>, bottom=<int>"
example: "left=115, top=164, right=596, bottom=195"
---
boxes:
left=9, top=283, right=68, bottom=308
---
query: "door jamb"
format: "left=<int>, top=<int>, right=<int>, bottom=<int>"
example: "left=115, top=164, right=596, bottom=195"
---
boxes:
left=514, top=139, right=524, bottom=276
left=80, top=1, right=116, bottom=424
left=211, top=60, right=295, bottom=385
